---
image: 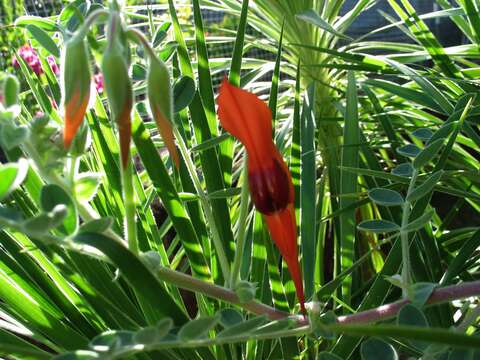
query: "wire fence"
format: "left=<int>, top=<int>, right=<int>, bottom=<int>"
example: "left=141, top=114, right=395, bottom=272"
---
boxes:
left=0, top=1, right=463, bottom=75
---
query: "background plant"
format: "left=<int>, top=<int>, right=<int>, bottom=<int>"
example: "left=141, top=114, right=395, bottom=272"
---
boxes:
left=0, top=0, right=479, bottom=359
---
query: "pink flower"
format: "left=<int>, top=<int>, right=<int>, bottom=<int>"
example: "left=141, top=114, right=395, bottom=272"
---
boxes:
left=13, top=45, right=60, bottom=76
left=47, top=56, right=60, bottom=76
left=94, top=73, right=104, bottom=93
left=13, top=45, right=43, bottom=75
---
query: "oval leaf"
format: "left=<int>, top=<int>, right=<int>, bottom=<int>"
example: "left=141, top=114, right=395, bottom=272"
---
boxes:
left=178, top=316, right=219, bottom=341
left=40, top=184, right=77, bottom=234
left=75, top=173, right=101, bottom=202
left=411, top=128, right=433, bottom=141
left=391, top=162, right=413, bottom=178
left=396, top=144, right=421, bottom=158
left=413, top=138, right=444, bottom=169
left=406, top=171, right=443, bottom=203
left=0, top=159, right=28, bottom=202
left=89, top=330, right=134, bottom=352
left=398, top=304, right=429, bottom=351
left=218, top=309, right=243, bottom=328
left=361, top=338, right=398, bottom=360
left=357, top=220, right=400, bottom=234
left=173, top=76, right=195, bottom=113
left=132, top=63, right=147, bottom=81
left=402, top=209, right=434, bottom=232
left=78, top=217, right=113, bottom=234
left=407, top=282, right=436, bottom=308
left=368, top=188, right=404, bottom=207
left=217, top=316, right=267, bottom=338
left=26, top=24, right=60, bottom=57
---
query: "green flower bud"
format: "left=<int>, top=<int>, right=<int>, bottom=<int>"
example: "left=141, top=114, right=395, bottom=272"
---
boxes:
left=61, top=34, right=91, bottom=149
left=234, top=280, right=257, bottom=303
left=2, top=74, right=20, bottom=107
left=147, top=56, right=179, bottom=167
left=101, top=42, right=133, bottom=168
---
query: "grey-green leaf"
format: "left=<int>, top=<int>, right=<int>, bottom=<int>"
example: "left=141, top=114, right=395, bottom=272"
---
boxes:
left=406, top=171, right=443, bottom=203
left=218, top=309, right=243, bottom=328
left=40, top=184, right=78, bottom=234
left=407, top=283, right=436, bottom=308
left=397, top=304, right=429, bottom=351
left=217, top=316, right=267, bottom=338
left=368, top=188, right=404, bottom=207
left=26, top=24, right=60, bottom=57
left=361, top=338, right=398, bottom=360
left=392, top=163, right=413, bottom=178
left=413, top=138, right=444, bottom=169
left=397, top=144, right=421, bottom=158
left=178, top=316, right=219, bottom=341
left=412, top=128, right=433, bottom=141
left=402, top=209, right=434, bottom=232
left=78, top=217, right=113, bottom=234
left=357, top=220, right=400, bottom=234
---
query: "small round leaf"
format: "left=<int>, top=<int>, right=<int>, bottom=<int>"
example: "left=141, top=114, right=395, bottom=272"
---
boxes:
left=368, top=188, right=404, bottom=207
left=392, top=163, right=413, bottom=178
left=218, top=308, right=243, bottom=328
left=178, top=316, right=219, bottom=341
left=397, top=144, right=421, bottom=158
left=411, top=128, right=433, bottom=141
left=361, top=338, right=398, bottom=360
left=173, top=76, right=195, bottom=113
left=413, top=138, right=444, bottom=169
left=357, top=220, right=400, bottom=234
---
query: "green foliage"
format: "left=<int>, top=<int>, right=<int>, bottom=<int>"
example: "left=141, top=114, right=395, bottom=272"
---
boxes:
left=0, top=0, right=480, bottom=359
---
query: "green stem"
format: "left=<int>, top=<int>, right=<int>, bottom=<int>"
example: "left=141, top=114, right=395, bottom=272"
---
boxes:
left=122, top=161, right=138, bottom=255
left=126, top=28, right=157, bottom=59
left=229, top=159, right=249, bottom=288
left=67, top=154, right=79, bottom=189
left=78, top=9, right=109, bottom=38
left=400, top=167, right=418, bottom=297
left=173, top=126, right=231, bottom=282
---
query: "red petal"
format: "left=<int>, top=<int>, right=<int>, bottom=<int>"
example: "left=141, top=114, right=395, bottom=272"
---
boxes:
left=217, top=78, right=272, bottom=166
left=63, top=90, right=89, bottom=149
left=118, top=110, right=131, bottom=169
left=152, top=105, right=180, bottom=168
left=264, top=204, right=305, bottom=315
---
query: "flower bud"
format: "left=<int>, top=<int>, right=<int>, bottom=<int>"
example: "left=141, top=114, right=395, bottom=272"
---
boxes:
left=101, top=44, right=133, bottom=168
left=2, top=74, right=19, bottom=107
left=147, top=56, right=179, bottom=167
left=61, top=35, right=91, bottom=149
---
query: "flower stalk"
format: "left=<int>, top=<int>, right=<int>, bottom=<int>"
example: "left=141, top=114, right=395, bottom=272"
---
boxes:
left=400, top=168, right=418, bottom=296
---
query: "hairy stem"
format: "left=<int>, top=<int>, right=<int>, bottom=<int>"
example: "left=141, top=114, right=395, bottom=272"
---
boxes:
left=400, top=167, right=418, bottom=296
left=122, top=161, right=138, bottom=254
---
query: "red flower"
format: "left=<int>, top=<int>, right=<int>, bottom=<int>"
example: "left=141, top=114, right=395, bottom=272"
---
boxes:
left=217, top=78, right=305, bottom=314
